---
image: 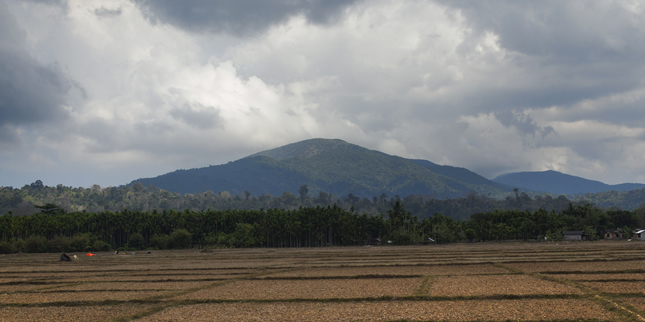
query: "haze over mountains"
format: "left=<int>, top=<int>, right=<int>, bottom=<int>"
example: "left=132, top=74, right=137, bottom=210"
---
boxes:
left=492, top=171, right=645, bottom=195
left=129, top=138, right=645, bottom=199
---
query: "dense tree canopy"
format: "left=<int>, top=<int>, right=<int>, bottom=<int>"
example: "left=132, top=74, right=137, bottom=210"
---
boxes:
left=0, top=199, right=643, bottom=254
left=2, top=180, right=630, bottom=220
left=1, top=181, right=644, bottom=254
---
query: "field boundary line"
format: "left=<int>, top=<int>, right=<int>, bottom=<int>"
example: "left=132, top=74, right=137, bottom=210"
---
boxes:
left=413, top=276, right=433, bottom=297
left=253, top=274, right=424, bottom=280
left=0, top=293, right=595, bottom=309
left=148, top=293, right=591, bottom=305
left=110, top=267, right=302, bottom=321
left=0, top=299, right=164, bottom=308
left=542, top=269, right=645, bottom=275
left=594, top=294, right=645, bottom=321
left=492, top=263, right=527, bottom=274
left=498, top=263, right=645, bottom=321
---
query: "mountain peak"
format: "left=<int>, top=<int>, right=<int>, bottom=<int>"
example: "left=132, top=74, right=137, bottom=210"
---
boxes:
left=130, top=138, right=508, bottom=197
left=248, top=138, right=351, bottom=161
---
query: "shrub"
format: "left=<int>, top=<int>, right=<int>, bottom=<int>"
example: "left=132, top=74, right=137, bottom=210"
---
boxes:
left=93, top=240, right=111, bottom=251
left=465, top=228, right=476, bottom=241
left=13, top=238, right=25, bottom=252
left=169, top=229, right=192, bottom=249
left=391, top=230, right=416, bottom=245
left=25, top=235, right=47, bottom=253
left=69, top=234, right=91, bottom=252
left=47, top=235, right=72, bottom=253
left=0, top=241, right=14, bottom=254
left=433, top=223, right=455, bottom=244
left=150, top=234, right=171, bottom=249
left=129, top=233, right=145, bottom=250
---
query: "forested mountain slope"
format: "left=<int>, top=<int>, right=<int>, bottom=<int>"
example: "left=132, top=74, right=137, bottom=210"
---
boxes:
left=130, top=139, right=510, bottom=198
left=2, top=178, right=645, bottom=221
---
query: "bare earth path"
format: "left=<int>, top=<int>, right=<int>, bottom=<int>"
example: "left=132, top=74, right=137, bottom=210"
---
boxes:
left=1, top=241, right=645, bottom=321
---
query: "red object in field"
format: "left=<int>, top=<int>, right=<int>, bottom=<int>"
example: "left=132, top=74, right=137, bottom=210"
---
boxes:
left=86, top=253, right=96, bottom=256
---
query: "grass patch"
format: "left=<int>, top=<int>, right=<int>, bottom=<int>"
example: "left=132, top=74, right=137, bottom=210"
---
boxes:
left=413, top=276, right=433, bottom=297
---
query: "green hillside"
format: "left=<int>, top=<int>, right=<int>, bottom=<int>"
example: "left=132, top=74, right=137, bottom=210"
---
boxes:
left=131, top=138, right=510, bottom=198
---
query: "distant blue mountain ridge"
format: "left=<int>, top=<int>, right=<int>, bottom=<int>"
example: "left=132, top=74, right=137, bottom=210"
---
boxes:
left=492, top=170, right=645, bottom=195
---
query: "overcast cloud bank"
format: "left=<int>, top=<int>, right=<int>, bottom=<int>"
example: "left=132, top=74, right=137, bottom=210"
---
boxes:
left=1, top=0, right=645, bottom=188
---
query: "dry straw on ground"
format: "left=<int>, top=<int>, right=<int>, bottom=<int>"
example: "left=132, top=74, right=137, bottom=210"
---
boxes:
left=266, top=263, right=506, bottom=278
left=1, top=241, right=644, bottom=321
left=53, top=281, right=205, bottom=291
left=137, top=299, right=618, bottom=321
left=178, top=278, right=421, bottom=300
left=0, top=290, right=171, bottom=304
left=429, top=274, right=584, bottom=297
left=554, top=273, right=645, bottom=281
left=0, top=304, right=153, bottom=322
left=622, top=297, right=645, bottom=311
left=507, top=260, right=645, bottom=273
left=582, top=281, right=645, bottom=294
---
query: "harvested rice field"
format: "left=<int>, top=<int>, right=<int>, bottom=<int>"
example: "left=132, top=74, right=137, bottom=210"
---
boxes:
left=1, top=241, right=644, bottom=321
left=581, top=281, right=645, bottom=294
left=136, top=299, right=616, bottom=322
left=178, top=278, right=420, bottom=300
left=265, top=263, right=507, bottom=277
left=428, top=275, right=584, bottom=297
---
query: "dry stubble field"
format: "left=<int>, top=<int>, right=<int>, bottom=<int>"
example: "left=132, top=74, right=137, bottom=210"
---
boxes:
left=1, top=241, right=645, bottom=321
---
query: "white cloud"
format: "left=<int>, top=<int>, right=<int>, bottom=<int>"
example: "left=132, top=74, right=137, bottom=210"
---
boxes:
left=2, top=0, right=645, bottom=188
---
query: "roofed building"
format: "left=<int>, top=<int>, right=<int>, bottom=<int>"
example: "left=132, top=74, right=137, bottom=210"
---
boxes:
left=562, top=231, right=586, bottom=241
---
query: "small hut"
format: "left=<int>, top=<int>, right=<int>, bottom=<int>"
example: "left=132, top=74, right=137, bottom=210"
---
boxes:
left=601, top=229, right=623, bottom=240
left=562, top=231, right=585, bottom=241
left=634, top=230, right=645, bottom=241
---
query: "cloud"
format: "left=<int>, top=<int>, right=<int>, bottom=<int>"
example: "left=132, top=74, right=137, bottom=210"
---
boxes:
left=495, top=110, right=556, bottom=138
left=437, top=0, right=645, bottom=109
left=25, top=0, right=69, bottom=15
left=2, top=0, right=645, bottom=188
left=0, top=2, right=73, bottom=142
left=169, top=103, right=223, bottom=130
left=0, top=125, right=21, bottom=146
left=132, top=0, right=361, bottom=36
left=94, top=7, right=122, bottom=18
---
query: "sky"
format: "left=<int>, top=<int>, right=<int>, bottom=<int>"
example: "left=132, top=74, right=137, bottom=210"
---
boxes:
left=1, top=0, right=645, bottom=189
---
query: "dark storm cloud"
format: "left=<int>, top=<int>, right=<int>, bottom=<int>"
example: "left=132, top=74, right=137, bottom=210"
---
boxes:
left=441, top=0, right=645, bottom=111
left=495, top=111, right=555, bottom=138
left=444, top=1, right=645, bottom=58
left=0, top=2, right=72, bottom=133
left=132, top=0, right=360, bottom=36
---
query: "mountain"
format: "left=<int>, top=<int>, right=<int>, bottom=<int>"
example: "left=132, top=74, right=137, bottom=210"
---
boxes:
left=409, top=159, right=510, bottom=190
left=492, top=170, right=645, bottom=195
left=129, top=138, right=510, bottom=198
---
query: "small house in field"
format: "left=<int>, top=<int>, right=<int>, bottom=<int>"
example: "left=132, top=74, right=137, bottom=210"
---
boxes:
left=562, top=231, right=585, bottom=241
left=634, top=230, right=645, bottom=241
left=601, top=229, right=623, bottom=240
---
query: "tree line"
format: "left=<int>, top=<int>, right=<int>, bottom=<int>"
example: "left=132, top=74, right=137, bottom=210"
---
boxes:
left=1, top=180, right=624, bottom=220
left=0, top=200, right=643, bottom=254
